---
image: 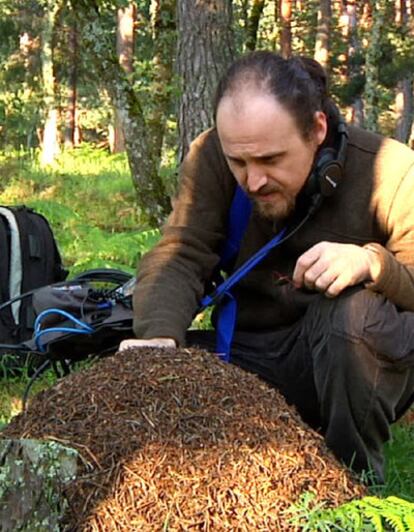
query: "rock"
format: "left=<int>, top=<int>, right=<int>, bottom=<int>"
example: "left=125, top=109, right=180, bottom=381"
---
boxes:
left=0, top=439, right=77, bottom=531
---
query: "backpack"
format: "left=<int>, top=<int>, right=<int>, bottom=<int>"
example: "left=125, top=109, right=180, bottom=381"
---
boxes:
left=0, top=206, right=68, bottom=350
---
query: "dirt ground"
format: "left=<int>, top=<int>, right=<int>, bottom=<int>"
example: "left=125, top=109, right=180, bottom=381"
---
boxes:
left=1, top=347, right=366, bottom=530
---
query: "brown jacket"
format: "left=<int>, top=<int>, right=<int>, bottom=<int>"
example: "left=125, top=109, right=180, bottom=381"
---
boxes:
left=133, top=126, right=414, bottom=346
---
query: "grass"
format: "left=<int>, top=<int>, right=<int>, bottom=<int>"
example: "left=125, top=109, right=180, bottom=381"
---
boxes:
left=1, top=146, right=414, bottom=529
left=0, top=146, right=162, bottom=276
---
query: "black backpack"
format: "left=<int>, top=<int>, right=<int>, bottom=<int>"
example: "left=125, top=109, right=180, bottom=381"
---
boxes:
left=0, top=206, right=68, bottom=349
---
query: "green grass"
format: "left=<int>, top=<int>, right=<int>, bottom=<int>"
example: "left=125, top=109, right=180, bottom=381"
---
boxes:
left=0, top=146, right=162, bottom=275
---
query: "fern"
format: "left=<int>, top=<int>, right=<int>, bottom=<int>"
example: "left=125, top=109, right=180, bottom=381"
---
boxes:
left=287, top=493, right=414, bottom=531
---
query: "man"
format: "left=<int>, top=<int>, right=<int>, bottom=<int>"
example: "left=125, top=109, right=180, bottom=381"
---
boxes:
left=121, top=51, right=414, bottom=483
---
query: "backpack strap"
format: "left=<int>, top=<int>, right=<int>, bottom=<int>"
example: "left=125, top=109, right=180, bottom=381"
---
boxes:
left=0, top=208, right=22, bottom=324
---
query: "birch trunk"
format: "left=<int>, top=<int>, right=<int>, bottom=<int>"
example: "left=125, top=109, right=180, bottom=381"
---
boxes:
left=112, top=3, right=136, bottom=153
left=40, top=2, right=60, bottom=165
left=76, top=2, right=170, bottom=226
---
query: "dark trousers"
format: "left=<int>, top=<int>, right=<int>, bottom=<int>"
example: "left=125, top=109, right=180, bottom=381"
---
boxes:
left=187, top=287, right=414, bottom=483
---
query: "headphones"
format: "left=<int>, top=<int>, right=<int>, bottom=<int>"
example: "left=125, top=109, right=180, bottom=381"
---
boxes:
left=304, top=119, right=348, bottom=210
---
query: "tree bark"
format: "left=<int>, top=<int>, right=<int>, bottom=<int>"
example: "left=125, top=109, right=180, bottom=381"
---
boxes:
left=245, top=0, right=266, bottom=51
left=40, top=1, right=61, bottom=165
left=394, top=0, right=413, bottom=143
left=176, top=0, right=235, bottom=163
left=343, top=0, right=365, bottom=125
left=112, top=3, right=136, bottom=153
left=314, top=0, right=331, bottom=71
left=279, top=0, right=292, bottom=58
left=147, top=0, right=176, bottom=166
left=64, top=20, right=78, bottom=148
left=364, top=0, right=385, bottom=133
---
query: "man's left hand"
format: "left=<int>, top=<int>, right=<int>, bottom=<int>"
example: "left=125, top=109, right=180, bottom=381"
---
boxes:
left=292, top=242, right=381, bottom=297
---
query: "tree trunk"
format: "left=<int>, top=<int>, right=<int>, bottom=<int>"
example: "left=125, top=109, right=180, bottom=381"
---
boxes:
left=112, top=3, right=136, bottom=154
left=344, top=0, right=365, bottom=125
left=40, top=2, right=60, bottom=165
left=176, top=0, right=235, bottom=163
left=314, top=0, right=331, bottom=71
left=245, top=0, right=266, bottom=51
left=73, top=1, right=170, bottom=226
left=364, top=0, right=385, bottom=133
left=64, top=20, right=78, bottom=148
left=395, top=79, right=414, bottom=142
left=147, top=0, right=176, bottom=166
left=394, top=0, right=413, bottom=143
left=279, top=0, right=292, bottom=58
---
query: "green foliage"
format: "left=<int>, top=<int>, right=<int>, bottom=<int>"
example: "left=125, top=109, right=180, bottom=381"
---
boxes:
left=287, top=492, right=414, bottom=531
left=381, top=423, right=414, bottom=502
left=0, top=146, right=161, bottom=275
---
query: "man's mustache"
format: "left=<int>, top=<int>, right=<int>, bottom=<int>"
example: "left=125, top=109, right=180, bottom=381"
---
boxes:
left=247, top=183, right=285, bottom=197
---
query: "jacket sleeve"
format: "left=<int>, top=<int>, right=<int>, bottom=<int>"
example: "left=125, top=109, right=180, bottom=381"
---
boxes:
left=364, top=160, right=414, bottom=311
left=132, top=129, right=236, bottom=345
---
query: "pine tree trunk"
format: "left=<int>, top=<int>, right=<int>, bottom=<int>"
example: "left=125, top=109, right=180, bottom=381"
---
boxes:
left=364, top=0, right=385, bottom=132
left=279, top=0, right=292, bottom=58
left=245, top=0, right=266, bottom=51
left=394, top=0, right=413, bottom=143
left=64, top=20, right=78, bottom=148
left=40, top=2, right=60, bottom=165
left=314, top=0, right=331, bottom=71
left=176, top=0, right=235, bottom=163
left=395, top=79, right=414, bottom=142
left=345, top=0, right=365, bottom=125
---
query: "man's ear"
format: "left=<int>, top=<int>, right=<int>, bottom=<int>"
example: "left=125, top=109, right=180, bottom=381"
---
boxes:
left=314, top=111, right=328, bottom=146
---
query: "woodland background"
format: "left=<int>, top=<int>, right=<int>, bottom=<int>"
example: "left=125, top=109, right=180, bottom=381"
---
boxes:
left=1, top=0, right=414, bottom=228
left=1, top=2, right=414, bottom=525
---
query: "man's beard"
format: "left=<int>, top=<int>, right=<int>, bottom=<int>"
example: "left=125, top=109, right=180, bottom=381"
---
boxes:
left=249, top=184, right=296, bottom=221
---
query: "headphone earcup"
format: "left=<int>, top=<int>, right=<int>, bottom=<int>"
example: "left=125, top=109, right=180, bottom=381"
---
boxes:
left=305, top=147, right=343, bottom=199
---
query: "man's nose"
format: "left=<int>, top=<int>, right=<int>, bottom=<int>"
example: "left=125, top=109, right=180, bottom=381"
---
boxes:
left=246, top=164, right=267, bottom=193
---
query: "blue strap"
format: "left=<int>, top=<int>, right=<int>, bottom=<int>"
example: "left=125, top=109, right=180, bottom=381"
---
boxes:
left=201, top=226, right=288, bottom=359
left=218, top=186, right=252, bottom=268
left=215, top=292, right=237, bottom=362
left=200, top=226, right=287, bottom=310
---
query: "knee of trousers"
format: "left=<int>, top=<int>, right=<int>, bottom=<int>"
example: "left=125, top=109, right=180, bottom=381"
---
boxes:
left=304, top=286, right=414, bottom=365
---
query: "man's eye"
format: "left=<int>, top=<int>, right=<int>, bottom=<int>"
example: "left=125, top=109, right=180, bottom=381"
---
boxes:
left=229, top=158, right=245, bottom=167
left=262, top=156, right=278, bottom=164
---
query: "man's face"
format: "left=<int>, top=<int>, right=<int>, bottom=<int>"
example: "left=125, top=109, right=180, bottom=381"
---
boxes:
left=216, top=91, right=327, bottom=221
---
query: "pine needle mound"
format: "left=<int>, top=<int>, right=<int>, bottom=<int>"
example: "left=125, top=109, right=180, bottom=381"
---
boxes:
left=2, top=347, right=366, bottom=530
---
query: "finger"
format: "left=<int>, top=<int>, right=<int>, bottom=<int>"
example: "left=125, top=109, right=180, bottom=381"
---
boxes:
left=293, top=249, right=321, bottom=286
left=118, top=339, right=142, bottom=351
left=302, top=258, right=332, bottom=290
left=314, top=269, right=338, bottom=293
left=324, top=275, right=348, bottom=298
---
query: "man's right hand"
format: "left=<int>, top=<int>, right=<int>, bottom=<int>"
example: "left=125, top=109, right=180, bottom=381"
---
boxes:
left=118, top=338, right=177, bottom=352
